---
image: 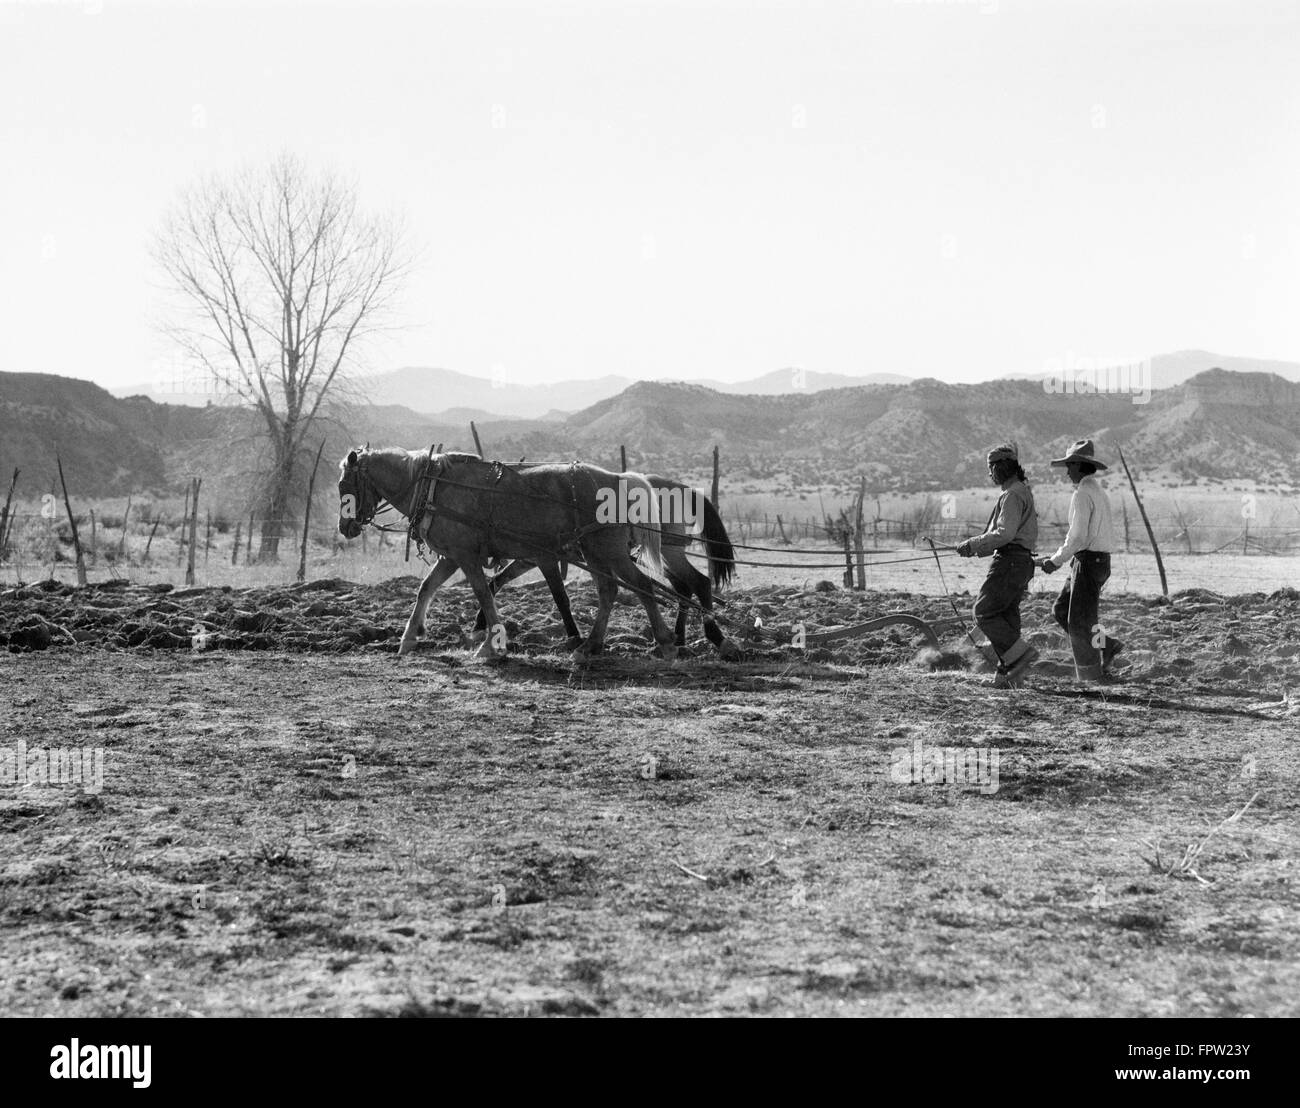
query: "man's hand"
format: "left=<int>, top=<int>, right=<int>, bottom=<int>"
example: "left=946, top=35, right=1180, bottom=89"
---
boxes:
left=1038, top=558, right=1057, bottom=574
left=956, top=540, right=975, bottom=558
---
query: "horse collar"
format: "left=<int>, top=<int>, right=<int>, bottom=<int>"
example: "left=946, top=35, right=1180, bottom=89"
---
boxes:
left=409, top=450, right=446, bottom=557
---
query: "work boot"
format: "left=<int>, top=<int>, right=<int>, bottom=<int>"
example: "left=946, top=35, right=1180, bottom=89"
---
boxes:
left=1101, top=638, right=1124, bottom=672
left=993, top=645, right=1039, bottom=688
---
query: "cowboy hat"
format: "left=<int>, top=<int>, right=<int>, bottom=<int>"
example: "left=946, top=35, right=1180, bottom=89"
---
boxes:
left=1050, top=438, right=1108, bottom=470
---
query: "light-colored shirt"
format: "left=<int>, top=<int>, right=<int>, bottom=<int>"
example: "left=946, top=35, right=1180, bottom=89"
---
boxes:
left=970, top=479, right=1038, bottom=556
left=1047, top=475, right=1115, bottom=566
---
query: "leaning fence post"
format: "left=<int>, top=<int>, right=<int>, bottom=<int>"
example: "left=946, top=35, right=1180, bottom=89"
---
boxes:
left=1116, top=445, right=1168, bottom=599
left=470, top=420, right=484, bottom=457
left=117, top=495, right=131, bottom=561
left=144, top=517, right=162, bottom=562
left=55, top=454, right=88, bottom=587
left=298, top=439, right=327, bottom=584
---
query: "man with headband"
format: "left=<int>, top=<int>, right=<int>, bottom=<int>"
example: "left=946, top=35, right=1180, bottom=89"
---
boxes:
left=956, top=443, right=1040, bottom=688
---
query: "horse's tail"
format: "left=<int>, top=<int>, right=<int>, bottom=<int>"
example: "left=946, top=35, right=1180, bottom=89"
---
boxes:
left=622, top=473, right=663, bottom=576
left=700, top=494, right=736, bottom=588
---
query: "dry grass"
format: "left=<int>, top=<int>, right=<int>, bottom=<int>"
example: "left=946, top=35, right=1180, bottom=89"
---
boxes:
left=1139, top=793, right=1260, bottom=886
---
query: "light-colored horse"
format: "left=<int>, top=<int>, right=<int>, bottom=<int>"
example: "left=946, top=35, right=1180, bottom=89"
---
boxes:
left=338, top=448, right=677, bottom=662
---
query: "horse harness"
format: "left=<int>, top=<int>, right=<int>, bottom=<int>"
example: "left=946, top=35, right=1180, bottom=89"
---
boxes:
left=401, top=450, right=602, bottom=565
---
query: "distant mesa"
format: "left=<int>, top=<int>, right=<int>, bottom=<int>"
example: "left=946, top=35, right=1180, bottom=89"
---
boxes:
left=8, top=351, right=1295, bottom=502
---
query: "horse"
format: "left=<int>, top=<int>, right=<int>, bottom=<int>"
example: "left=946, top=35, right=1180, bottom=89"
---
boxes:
left=467, top=474, right=739, bottom=659
left=337, top=447, right=678, bottom=661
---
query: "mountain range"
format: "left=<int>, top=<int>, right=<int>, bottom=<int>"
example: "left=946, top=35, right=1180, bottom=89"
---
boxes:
left=4, top=363, right=1298, bottom=515
left=109, top=350, right=1298, bottom=421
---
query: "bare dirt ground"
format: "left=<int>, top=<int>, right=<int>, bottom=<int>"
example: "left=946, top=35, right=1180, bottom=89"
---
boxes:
left=1, top=574, right=1297, bottom=1017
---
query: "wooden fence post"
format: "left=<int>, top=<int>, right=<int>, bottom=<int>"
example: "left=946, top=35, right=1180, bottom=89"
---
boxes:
left=204, top=510, right=212, bottom=565
left=775, top=514, right=790, bottom=545
left=55, top=455, right=88, bottom=587
left=853, top=476, right=867, bottom=590
left=0, top=468, right=19, bottom=558
left=298, top=439, right=327, bottom=584
left=470, top=421, right=484, bottom=457
left=185, top=477, right=201, bottom=587
left=144, top=518, right=162, bottom=562
left=178, top=483, right=191, bottom=564
left=1116, top=446, right=1168, bottom=599
left=620, top=445, right=628, bottom=473
left=88, top=508, right=97, bottom=560
left=1122, top=502, right=1131, bottom=553
left=118, top=495, right=131, bottom=560
left=232, top=521, right=242, bottom=566
left=710, top=445, right=720, bottom=510
left=246, top=512, right=254, bottom=562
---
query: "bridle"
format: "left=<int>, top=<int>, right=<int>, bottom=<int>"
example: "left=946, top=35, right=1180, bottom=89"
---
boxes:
left=342, top=450, right=420, bottom=534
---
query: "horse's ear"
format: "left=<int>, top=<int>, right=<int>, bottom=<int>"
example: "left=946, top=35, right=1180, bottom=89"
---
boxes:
left=364, top=441, right=370, bottom=451
left=346, top=449, right=358, bottom=466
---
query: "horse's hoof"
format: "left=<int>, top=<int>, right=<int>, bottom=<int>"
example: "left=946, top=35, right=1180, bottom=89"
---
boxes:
left=574, top=640, right=602, bottom=659
left=658, top=644, right=679, bottom=664
left=397, top=639, right=417, bottom=657
left=474, top=640, right=504, bottom=661
left=563, top=635, right=584, bottom=651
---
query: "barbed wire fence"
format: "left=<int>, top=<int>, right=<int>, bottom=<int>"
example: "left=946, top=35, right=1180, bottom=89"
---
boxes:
left=717, top=510, right=1300, bottom=556
left=1, top=498, right=1298, bottom=598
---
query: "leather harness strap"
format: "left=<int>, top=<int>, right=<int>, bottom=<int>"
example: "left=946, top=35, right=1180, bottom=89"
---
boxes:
left=408, top=446, right=444, bottom=560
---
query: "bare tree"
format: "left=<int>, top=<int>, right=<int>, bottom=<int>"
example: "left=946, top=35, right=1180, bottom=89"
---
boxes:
left=154, top=153, right=410, bottom=559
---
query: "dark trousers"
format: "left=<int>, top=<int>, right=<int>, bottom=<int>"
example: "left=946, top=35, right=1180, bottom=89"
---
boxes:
left=973, top=548, right=1035, bottom=659
left=1052, top=551, right=1112, bottom=670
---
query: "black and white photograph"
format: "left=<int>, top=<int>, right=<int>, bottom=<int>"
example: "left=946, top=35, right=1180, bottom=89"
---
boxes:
left=1, top=0, right=1296, bottom=1053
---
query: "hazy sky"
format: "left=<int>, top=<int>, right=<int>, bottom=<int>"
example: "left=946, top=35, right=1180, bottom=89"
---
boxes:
left=2, top=0, right=1297, bottom=391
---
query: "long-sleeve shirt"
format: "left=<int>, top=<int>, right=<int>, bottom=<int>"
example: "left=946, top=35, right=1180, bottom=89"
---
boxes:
left=1047, top=475, right=1115, bottom=566
left=969, top=479, right=1038, bottom=556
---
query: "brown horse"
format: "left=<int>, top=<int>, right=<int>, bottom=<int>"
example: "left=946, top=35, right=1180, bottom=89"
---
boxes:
left=338, top=448, right=677, bottom=661
left=468, top=474, right=739, bottom=659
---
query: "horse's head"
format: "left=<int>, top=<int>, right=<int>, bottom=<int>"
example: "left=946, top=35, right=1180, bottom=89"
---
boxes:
left=337, top=448, right=379, bottom=539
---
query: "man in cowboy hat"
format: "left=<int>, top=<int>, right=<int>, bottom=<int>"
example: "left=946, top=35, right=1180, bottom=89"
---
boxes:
left=956, top=443, right=1039, bottom=688
left=1038, top=439, right=1122, bottom=683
